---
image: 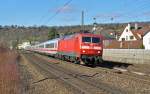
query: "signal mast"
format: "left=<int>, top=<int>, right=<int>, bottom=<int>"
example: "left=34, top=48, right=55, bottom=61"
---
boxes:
left=92, top=17, right=98, bottom=34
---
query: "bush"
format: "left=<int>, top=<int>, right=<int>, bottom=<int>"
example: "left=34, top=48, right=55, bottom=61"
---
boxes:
left=48, top=27, right=57, bottom=39
left=140, top=44, right=145, bottom=49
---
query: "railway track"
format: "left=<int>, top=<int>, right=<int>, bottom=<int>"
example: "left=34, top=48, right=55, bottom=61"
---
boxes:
left=23, top=52, right=127, bottom=94
left=95, top=66, right=150, bottom=85
left=50, top=54, right=150, bottom=85
left=34, top=52, right=150, bottom=85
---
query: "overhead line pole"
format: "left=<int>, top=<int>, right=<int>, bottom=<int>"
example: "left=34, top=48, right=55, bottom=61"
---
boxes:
left=81, top=11, right=84, bottom=31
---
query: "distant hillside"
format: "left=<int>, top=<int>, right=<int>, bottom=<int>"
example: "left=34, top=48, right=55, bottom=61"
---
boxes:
left=0, top=21, right=150, bottom=48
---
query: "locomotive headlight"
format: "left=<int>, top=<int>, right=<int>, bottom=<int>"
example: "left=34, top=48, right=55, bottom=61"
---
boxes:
left=94, top=47, right=102, bottom=50
left=82, top=50, right=86, bottom=53
left=98, top=51, right=100, bottom=53
left=81, top=46, right=90, bottom=49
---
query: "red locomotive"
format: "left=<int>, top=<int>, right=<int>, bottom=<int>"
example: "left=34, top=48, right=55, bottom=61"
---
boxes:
left=58, top=33, right=103, bottom=65
left=26, top=33, right=103, bottom=65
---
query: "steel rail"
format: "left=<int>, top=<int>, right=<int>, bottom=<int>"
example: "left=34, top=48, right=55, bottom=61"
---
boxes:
left=24, top=53, right=127, bottom=94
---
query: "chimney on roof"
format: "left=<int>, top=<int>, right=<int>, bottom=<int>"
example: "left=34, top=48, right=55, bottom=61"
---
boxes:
left=128, top=23, right=131, bottom=30
left=135, top=23, right=138, bottom=30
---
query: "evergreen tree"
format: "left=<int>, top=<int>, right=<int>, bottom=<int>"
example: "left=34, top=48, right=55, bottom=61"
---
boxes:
left=48, top=27, right=57, bottom=39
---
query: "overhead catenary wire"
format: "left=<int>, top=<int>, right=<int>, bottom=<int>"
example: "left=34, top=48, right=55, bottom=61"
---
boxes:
left=40, top=0, right=149, bottom=25
left=93, top=0, right=145, bottom=22
left=122, top=0, right=150, bottom=19
left=95, top=0, right=150, bottom=22
left=116, top=0, right=150, bottom=22
left=43, top=0, right=73, bottom=25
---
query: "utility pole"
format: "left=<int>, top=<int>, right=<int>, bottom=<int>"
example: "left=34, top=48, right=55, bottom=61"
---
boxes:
left=81, top=11, right=84, bottom=31
left=92, top=17, right=97, bottom=34
left=111, top=17, right=117, bottom=40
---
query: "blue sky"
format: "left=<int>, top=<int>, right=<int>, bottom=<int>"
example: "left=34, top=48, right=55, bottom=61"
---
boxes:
left=0, top=0, right=150, bottom=26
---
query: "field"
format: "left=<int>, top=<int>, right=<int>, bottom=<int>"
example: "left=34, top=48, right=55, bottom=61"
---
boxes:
left=0, top=47, right=21, bottom=94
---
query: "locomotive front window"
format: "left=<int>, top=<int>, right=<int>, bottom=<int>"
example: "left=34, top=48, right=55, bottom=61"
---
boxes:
left=82, top=37, right=91, bottom=43
left=92, top=37, right=100, bottom=43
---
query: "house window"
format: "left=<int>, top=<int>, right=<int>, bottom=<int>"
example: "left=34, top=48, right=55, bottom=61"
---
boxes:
left=126, top=29, right=128, bottom=32
left=130, top=36, right=134, bottom=39
left=126, top=36, right=128, bottom=40
left=122, top=38, right=125, bottom=41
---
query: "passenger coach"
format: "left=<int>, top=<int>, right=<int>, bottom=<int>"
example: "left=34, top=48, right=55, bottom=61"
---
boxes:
left=27, top=38, right=60, bottom=56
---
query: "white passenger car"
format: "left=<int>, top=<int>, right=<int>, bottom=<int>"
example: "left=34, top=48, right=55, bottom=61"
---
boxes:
left=28, top=38, right=60, bottom=55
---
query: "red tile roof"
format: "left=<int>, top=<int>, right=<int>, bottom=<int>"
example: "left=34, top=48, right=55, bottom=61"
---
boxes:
left=104, top=40, right=143, bottom=49
left=131, top=30, right=141, bottom=40
left=119, top=26, right=150, bottom=40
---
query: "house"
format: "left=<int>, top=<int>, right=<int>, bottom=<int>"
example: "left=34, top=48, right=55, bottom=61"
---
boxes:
left=103, top=23, right=150, bottom=49
left=118, top=23, right=142, bottom=41
left=18, top=42, right=31, bottom=49
left=143, top=32, right=150, bottom=50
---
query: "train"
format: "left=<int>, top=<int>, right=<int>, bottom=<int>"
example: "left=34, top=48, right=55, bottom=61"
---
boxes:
left=26, top=33, right=103, bottom=65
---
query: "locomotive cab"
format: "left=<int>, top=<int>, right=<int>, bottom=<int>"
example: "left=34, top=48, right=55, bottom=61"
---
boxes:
left=80, top=34, right=103, bottom=65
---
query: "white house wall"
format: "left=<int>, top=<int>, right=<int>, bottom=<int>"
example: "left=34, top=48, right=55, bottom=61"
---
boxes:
left=118, top=25, right=137, bottom=41
left=143, top=32, right=150, bottom=50
left=18, top=42, right=31, bottom=49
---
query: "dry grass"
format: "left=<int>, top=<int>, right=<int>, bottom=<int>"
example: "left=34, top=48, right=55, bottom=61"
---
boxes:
left=20, top=54, right=74, bottom=94
left=0, top=46, right=21, bottom=94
